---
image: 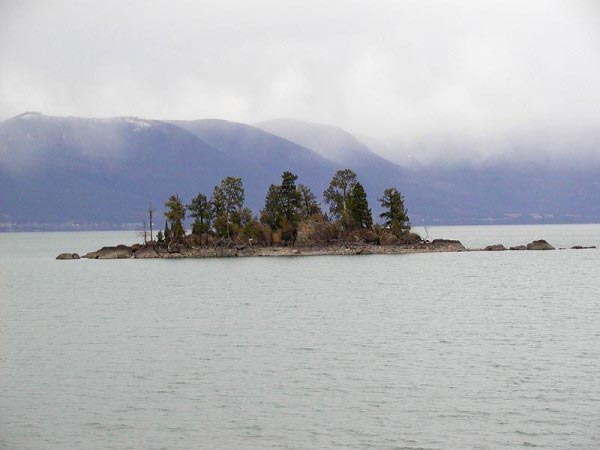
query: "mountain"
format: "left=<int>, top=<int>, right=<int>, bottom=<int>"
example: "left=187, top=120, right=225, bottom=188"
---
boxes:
left=167, top=119, right=339, bottom=190
left=163, top=119, right=456, bottom=226
left=408, top=161, right=600, bottom=224
left=255, top=118, right=468, bottom=223
left=168, top=119, right=465, bottom=225
left=0, top=112, right=260, bottom=227
left=0, top=114, right=352, bottom=229
left=1, top=112, right=599, bottom=230
left=256, top=118, right=395, bottom=170
left=256, top=118, right=421, bottom=202
left=256, top=117, right=600, bottom=225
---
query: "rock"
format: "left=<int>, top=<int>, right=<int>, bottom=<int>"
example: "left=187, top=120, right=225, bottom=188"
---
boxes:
left=571, top=245, right=597, bottom=250
left=83, top=245, right=132, bottom=259
left=56, top=252, right=80, bottom=260
left=237, top=246, right=255, bottom=257
left=398, top=232, right=423, bottom=245
left=430, top=239, right=466, bottom=251
left=526, top=240, right=555, bottom=251
left=134, top=247, right=159, bottom=258
left=509, top=245, right=527, bottom=250
left=217, top=248, right=238, bottom=257
left=484, top=244, right=507, bottom=251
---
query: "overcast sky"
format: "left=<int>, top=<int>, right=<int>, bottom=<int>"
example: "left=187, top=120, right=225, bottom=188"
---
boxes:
left=1, top=0, right=599, bottom=162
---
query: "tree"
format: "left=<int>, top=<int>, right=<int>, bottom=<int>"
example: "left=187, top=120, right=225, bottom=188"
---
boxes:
left=378, top=187, right=410, bottom=236
left=211, top=176, right=245, bottom=237
left=260, top=171, right=302, bottom=244
left=323, top=169, right=358, bottom=229
left=156, top=230, right=165, bottom=243
left=235, top=207, right=254, bottom=227
left=188, top=193, right=212, bottom=236
left=297, top=184, right=321, bottom=219
left=163, top=221, right=172, bottom=241
left=349, top=182, right=372, bottom=229
left=164, top=194, right=185, bottom=239
left=142, top=219, right=147, bottom=244
left=147, top=202, right=155, bottom=242
left=260, top=184, right=282, bottom=230
left=279, top=171, right=301, bottom=226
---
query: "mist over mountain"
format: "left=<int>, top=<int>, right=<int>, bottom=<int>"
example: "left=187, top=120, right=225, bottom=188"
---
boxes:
left=0, top=113, right=263, bottom=227
left=256, top=119, right=389, bottom=168
left=1, top=112, right=599, bottom=230
left=168, top=119, right=338, bottom=185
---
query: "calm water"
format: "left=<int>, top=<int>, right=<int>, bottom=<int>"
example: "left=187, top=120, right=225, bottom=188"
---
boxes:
left=1, top=225, right=599, bottom=449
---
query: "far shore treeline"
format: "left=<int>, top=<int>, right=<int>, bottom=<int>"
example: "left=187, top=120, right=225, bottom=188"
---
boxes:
left=146, top=169, right=413, bottom=247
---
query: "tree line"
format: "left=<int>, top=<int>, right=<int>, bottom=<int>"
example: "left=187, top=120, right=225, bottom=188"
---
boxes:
left=154, top=169, right=409, bottom=245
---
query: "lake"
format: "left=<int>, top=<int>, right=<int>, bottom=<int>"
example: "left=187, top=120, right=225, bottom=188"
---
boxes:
left=1, top=224, right=599, bottom=449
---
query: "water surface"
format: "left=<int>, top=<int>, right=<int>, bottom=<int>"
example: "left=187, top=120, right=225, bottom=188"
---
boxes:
left=1, top=226, right=599, bottom=449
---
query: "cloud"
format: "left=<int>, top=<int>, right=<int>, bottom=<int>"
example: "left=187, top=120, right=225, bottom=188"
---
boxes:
left=1, top=0, right=599, bottom=162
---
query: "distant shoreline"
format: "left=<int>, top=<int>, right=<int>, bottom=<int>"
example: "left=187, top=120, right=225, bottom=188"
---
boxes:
left=6, top=220, right=600, bottom=233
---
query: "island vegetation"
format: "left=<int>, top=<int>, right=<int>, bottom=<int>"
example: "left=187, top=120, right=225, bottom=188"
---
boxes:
left=56, top=168, right=580, bottom=260
left=152, top=169, right=417, bottom=249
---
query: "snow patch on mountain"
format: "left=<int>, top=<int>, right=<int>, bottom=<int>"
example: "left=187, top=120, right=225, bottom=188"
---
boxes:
left=17, top=112, right=43, bottom=120
left=123, top=117, right=153, bottom=131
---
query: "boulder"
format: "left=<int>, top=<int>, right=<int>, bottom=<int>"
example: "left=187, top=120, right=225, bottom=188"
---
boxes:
left=571, top=245, right=597, bottom=250
left=509, top=245, right=527, bottom=250
left=237, top=247, right=255, bottom=257
left=400, top=232, right=423, bottom=245
left=484, top=244, right=507, bottom=251
left=83, top=245, right=132, bottom=259
left=526, top=240, right=555, bottom=250
left=430, top=239, right=466, bottom=251
left=56, top=253, right=80, bottom=260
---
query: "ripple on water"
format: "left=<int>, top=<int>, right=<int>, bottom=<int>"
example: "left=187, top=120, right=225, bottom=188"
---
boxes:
left=1, top=229, right=600, bottom=449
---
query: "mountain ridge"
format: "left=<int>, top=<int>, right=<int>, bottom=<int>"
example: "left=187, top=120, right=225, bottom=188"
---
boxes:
left=1, top=112, right=599, bottom=230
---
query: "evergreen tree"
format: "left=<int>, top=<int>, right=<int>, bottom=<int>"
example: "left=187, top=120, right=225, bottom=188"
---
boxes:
left=279, top=171, right=301, bottom=226
left=164, top=194, right=185, bottom=239
left=259, top=172, right=306, bottom=244
left=156, top=230, right=164, bottom=243
left=323, top=169, right=358, bottom=229
left=349, top=182, right=372, bottom=229
left=297, top=184, right=321, bottom=219
left=378, top=187, right=410, bottom=235
left=211, top=177, right=245, bottom=237
left=260, top=184, right=282, bottom=230
left=232, top=207, right=254, bottom=228
left=163, top=221, right=172, bottom=241
left=260, top=171, right=302, bottom=231
left=187, top=193, right=212, bottom=236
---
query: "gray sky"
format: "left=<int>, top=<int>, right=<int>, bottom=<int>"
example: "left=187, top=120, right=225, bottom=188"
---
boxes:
left=1, top=0, right=599, bottom=162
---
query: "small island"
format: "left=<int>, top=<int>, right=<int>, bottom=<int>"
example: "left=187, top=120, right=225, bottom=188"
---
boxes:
left=56, top=169, right=592, bottom=260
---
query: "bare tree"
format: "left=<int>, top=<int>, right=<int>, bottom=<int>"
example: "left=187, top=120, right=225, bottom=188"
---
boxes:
left=142, top=219, right=148, bottom=245
left=148, top=202, right=156, bottom=242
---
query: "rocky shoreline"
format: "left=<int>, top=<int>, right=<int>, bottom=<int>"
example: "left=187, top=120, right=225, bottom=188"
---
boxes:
left=56, top=238, right=595, bottom=260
